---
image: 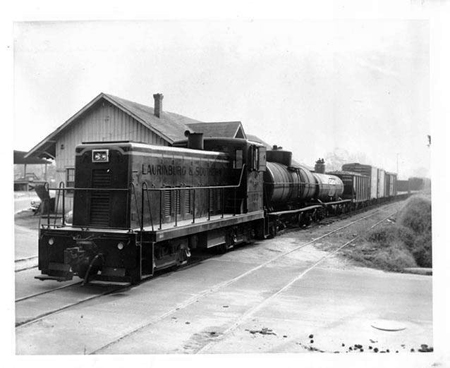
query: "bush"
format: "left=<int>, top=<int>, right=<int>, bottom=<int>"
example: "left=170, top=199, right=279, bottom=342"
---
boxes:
left=397, top=196, right=432, bottom=235
left=412, top=233, right=432, bottom=268
left=344, top=237, right=417, bottom=272
left=350, top=195, right=433, bottom=271
left=368, top=240, right=418, bottom=271
left=366, top=225, right=415, bottom=250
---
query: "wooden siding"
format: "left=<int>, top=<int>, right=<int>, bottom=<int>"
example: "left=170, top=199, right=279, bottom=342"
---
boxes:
left=54, top=100, right=168, bottom=187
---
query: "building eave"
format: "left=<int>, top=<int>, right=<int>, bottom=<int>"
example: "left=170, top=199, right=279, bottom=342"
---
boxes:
left=25, top=93, right=108, bottom=158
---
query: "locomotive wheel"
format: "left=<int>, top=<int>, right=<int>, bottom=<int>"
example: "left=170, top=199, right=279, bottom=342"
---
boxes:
left=217, top=242, right=233, bottom=254
left=176, top=244, right=191, bottom=265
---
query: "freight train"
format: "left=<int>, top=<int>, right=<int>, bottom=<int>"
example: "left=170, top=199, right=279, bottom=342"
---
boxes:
left=35, top=135, right=402, bottom=284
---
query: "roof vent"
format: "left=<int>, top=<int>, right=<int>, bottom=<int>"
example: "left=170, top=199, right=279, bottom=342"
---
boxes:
left=315, top=158, right=325, bottom=173
left=153, top=93, right=164, bottom=118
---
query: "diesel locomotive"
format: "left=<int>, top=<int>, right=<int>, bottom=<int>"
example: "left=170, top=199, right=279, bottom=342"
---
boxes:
left=36, top=134, right=383, bottom=285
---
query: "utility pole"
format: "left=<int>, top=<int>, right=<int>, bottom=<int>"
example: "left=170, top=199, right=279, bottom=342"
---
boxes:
left=396, top=153, right=399, bottom=177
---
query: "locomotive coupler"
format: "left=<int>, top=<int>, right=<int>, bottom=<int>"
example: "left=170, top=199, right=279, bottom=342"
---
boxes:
left=64, top=240, right=101, bottom=279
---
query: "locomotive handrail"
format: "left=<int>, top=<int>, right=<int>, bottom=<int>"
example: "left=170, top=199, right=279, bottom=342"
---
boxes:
left=50, top=187, right=130, bottom=191
left=141, top=182, right=154, bottom=232
left=140, top=164, right=246, bottom=229
left=41, top=184, right=132, bottom=229
left=40, top=165, right=246, bottom=231
left=39, top=182, right=67, bottom=228
left=130, top=183, right=141, bottom=231
left=54, top=182, right=64, bottom=227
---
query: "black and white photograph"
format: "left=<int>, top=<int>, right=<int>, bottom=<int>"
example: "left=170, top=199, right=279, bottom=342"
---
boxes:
left=4, top=1, right=450, bottom=367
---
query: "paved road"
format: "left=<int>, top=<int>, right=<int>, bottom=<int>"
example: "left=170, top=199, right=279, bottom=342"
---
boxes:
left=15, top=224, right=38, bottom=260
left=14, top=195, right=39, bottom=214
left=15, top=238, right=435, bottom=364
left=14, top=194, right=40, bottom=261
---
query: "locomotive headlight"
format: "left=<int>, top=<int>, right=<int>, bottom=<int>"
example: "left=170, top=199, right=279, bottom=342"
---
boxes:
left=92, top=149, right=109, bottom=163
left=48, top=238, right=55, bottom=245
left=117, top=242, right=125, bottom=250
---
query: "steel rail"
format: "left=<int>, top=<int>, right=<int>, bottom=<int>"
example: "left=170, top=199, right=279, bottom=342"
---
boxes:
left=15, top=256, right=38, bottom=272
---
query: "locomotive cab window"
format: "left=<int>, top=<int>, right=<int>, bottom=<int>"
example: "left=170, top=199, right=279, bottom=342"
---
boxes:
left=258, top=147, right=266, bottom=172
left=250, top=146, right=265, bottom=172
left=234, top=149, right=243, bottom=169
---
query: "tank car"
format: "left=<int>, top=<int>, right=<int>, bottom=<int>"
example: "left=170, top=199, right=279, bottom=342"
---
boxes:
left=263, top=162, right=316, bottom=210
left=311, top=173, right=344, bottom=201
left=263, top=148, right=343, bottom=209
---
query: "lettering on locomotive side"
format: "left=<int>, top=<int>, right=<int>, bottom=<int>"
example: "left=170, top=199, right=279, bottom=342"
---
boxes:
left=142, top=164, right=223, bottom=177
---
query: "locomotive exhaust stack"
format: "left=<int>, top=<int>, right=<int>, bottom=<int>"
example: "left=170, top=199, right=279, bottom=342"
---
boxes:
left=185, top=130, right=204, bottom=150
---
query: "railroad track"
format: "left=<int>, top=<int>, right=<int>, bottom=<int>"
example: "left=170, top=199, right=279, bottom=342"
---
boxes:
left=15, top=281, right=82, bottom=303
left=195, top=212, right=398, bottom=354
left=89, top=208, right=393, bottom=354
left=15, top=250, right=219, bottom=329
left=15, top=282, right=129, bottom=328
left=15, top=256, right=38, bottom=272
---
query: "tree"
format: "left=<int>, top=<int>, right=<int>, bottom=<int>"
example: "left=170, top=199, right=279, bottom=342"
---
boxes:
left=324, top=148, right=371, bottom=171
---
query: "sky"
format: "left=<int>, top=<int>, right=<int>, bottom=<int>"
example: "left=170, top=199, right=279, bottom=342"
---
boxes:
left=13, top=19, right=431, bottom=179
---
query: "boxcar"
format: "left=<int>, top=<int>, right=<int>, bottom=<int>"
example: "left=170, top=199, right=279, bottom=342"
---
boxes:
left=327, top=170, right=370, bottom=205
left=377, top=168, right=386, bottom=199
left=385, top=172, right=398, bottom=197
left=341, top=163, right=378, bottom=200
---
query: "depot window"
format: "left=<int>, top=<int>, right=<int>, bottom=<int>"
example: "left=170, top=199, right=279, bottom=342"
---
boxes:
left=66, top=168, right=75, bottom=187
left=66, top=168, right=75, bottom=194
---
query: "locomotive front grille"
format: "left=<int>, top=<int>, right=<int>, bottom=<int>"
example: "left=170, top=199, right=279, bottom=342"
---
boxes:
left=90, top=169, right=111, bottom=226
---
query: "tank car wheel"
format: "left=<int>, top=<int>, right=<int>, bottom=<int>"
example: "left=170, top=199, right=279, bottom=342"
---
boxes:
left=297, top=213, right=304, bottom=228
left=302, top=213, right=312, bottom=227
left=268, top=222, right=278, bottom=238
